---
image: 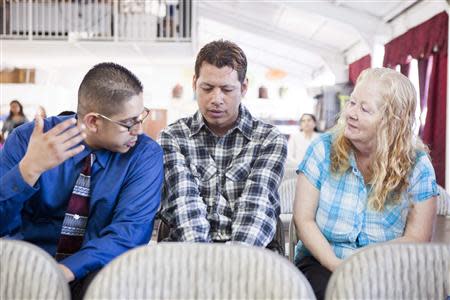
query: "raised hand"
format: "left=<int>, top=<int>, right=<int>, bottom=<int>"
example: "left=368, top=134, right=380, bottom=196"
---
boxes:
left=19, top=115, right=87, bottom=186
left=58, top=264, right=75, bottom=282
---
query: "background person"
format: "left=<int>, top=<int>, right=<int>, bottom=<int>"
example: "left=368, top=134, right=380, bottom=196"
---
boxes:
left=287, top=113, right=320, bottom=166
left=1, top=99, right=29, bottom=138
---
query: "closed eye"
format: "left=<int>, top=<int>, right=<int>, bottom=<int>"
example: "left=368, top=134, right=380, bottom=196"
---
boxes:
left=202, top=87, right=213, bottom=92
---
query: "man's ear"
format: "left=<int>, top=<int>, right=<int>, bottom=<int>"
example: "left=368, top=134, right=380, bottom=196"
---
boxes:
left=192, top=74, right=197, bottom=93
left=241, top=78, right=249, bottom=97
left=82, top=113, right=99, bottom=133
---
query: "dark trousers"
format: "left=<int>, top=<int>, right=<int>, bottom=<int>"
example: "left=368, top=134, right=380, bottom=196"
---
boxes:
left=70, top=270, right=100, bottom=300
left=295, top=256, right=331, bottom=300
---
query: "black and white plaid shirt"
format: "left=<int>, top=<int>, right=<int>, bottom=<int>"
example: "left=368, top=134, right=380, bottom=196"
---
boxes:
left=159, top=105, right=287, bottom=246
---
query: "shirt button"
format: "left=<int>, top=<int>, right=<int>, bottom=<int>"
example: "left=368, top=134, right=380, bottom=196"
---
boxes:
left=13, top=185, right=19, bottom=192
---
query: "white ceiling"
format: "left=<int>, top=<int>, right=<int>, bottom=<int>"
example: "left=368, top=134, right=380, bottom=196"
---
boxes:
left=196, top=0, right=447, bottom=84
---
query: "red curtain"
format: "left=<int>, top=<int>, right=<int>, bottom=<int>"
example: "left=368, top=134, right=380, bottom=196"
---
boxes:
left=384, top=12, right=447, bottom=67
left=422, top=52, right=447, bottom=187
left=417, top=57, right=432, bottom=136
left=400, top=63, right=410, bottom=77
left=383, top=11, right=448, bottom=187
left=349, top=54, right=371, bottom=85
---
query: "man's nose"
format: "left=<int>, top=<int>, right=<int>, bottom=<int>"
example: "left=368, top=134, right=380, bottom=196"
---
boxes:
left=210, top=88, right=224, bottom=105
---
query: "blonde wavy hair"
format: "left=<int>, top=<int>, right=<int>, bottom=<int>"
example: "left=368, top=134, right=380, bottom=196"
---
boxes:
left=330, top=68, right=427, bottom=211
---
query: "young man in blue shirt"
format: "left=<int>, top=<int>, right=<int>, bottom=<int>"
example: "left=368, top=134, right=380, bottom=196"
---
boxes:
left=0, top=63, right=163, bottom=298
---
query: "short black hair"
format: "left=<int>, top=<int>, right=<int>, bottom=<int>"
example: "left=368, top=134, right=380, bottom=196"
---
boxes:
left=77, top=62, right=143, bottom=117
left=195, top=40, right=247, bottom=83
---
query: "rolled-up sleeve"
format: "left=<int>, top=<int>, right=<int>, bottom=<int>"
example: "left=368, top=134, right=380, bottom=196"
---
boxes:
left=158, top=130, right=212, bottom=243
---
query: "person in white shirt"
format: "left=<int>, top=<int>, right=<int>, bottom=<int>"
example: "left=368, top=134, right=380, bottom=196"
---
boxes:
left=287, top=113, right=319, bottom=166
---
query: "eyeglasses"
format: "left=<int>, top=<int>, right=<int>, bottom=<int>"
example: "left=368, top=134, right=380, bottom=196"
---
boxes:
left=95, top=108, right=150, bottom=133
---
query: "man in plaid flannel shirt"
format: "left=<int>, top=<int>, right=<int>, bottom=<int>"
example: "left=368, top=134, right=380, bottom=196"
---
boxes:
left=159, top=40, right=287, bottom=248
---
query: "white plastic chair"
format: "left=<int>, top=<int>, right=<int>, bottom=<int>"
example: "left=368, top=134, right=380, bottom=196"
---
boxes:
left=0, top=239, right=70, bottom=300
left=85, top=242, right=316, bottom=299
left=437, top=185, right=450, bottom=216
left=325, top=243, right=450, bottom=300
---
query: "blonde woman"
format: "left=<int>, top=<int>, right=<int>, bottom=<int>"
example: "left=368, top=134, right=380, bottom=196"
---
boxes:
left=293, top=68, right=438, bottom=300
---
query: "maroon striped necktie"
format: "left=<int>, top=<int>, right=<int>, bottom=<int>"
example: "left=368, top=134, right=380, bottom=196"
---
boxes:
left=55, top=154, right=93, bottom=261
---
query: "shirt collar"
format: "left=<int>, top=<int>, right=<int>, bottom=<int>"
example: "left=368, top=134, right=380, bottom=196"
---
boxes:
left=234, top=105, right=253, bottom=140
left=73, top=142, right=110, bottom=169
left=349, top=151, right=358, bottom=169
left=348, top=150, right=365, bottom=180
left=189, top=105, right=253, bottom=140
left=189, top=110, right=204, bottom=137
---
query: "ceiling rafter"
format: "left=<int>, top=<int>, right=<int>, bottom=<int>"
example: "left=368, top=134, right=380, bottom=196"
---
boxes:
left=198, top=2, right=350, bottom=83
left=198, top=2, right=343, bottom=62
left=286, top=1, right=388, bottom=36
left=282, top=1, right=389, bottom=49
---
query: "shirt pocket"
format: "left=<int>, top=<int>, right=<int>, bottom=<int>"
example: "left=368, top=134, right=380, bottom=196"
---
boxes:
left=188, top=164, right=202, bottom=187
left=224, top=162, right=251, bottom=207
left=190, top=163, right=216, bottom=197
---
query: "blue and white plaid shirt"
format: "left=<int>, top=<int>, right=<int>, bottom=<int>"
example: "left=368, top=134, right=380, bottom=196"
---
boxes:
left=295, top=132, right=438, bottom=261
left=159, top=105, right=287, bottom=246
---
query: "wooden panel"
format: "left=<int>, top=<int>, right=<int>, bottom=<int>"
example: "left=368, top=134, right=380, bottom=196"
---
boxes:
left=0, top=68, right=35, bottom=83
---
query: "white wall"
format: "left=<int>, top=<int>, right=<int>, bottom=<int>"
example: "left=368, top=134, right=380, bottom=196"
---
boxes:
left=1, top=62, right=195, bottom=119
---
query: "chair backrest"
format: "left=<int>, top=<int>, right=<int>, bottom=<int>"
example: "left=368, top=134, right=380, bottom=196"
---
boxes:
left=437, top=185, right=450, bottom=216
left=288, top=216, right=299, bottom=262
left=85, top=243, right=316, bottom=299
left=283, top=164, right=298, bottom=181
left=325, top=243, right=450, bottom=300
left=279, top=177, right=297, bottom=214
left=0, top=239, right=70, bottom=300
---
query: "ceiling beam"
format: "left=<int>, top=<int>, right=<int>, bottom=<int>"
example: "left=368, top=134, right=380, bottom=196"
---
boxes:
left=197, top=3, right=344, bottom=63
left=197, top=2, right=348, bottom=83
left=287, top=2, right=388, bottom=38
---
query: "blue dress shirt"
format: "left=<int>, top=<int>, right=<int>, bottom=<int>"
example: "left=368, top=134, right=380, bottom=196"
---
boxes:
left=0, top=115, right=163, bottom=279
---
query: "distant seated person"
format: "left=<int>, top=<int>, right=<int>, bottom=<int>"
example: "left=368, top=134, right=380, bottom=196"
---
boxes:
left=1, top=99, right=29, bottom=138
left=0, top=63, right=163, bottom=300
left=293, top=68, right=438, bottom=300
left=287, top=113, right=320, bottom=166
left=167, top=83, right=197, bottom=125
left=158, top=40, right=287, bottom=250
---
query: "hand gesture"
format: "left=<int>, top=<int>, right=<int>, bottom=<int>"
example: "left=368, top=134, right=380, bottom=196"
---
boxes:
left=19, top=115, right=86, bottom=186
